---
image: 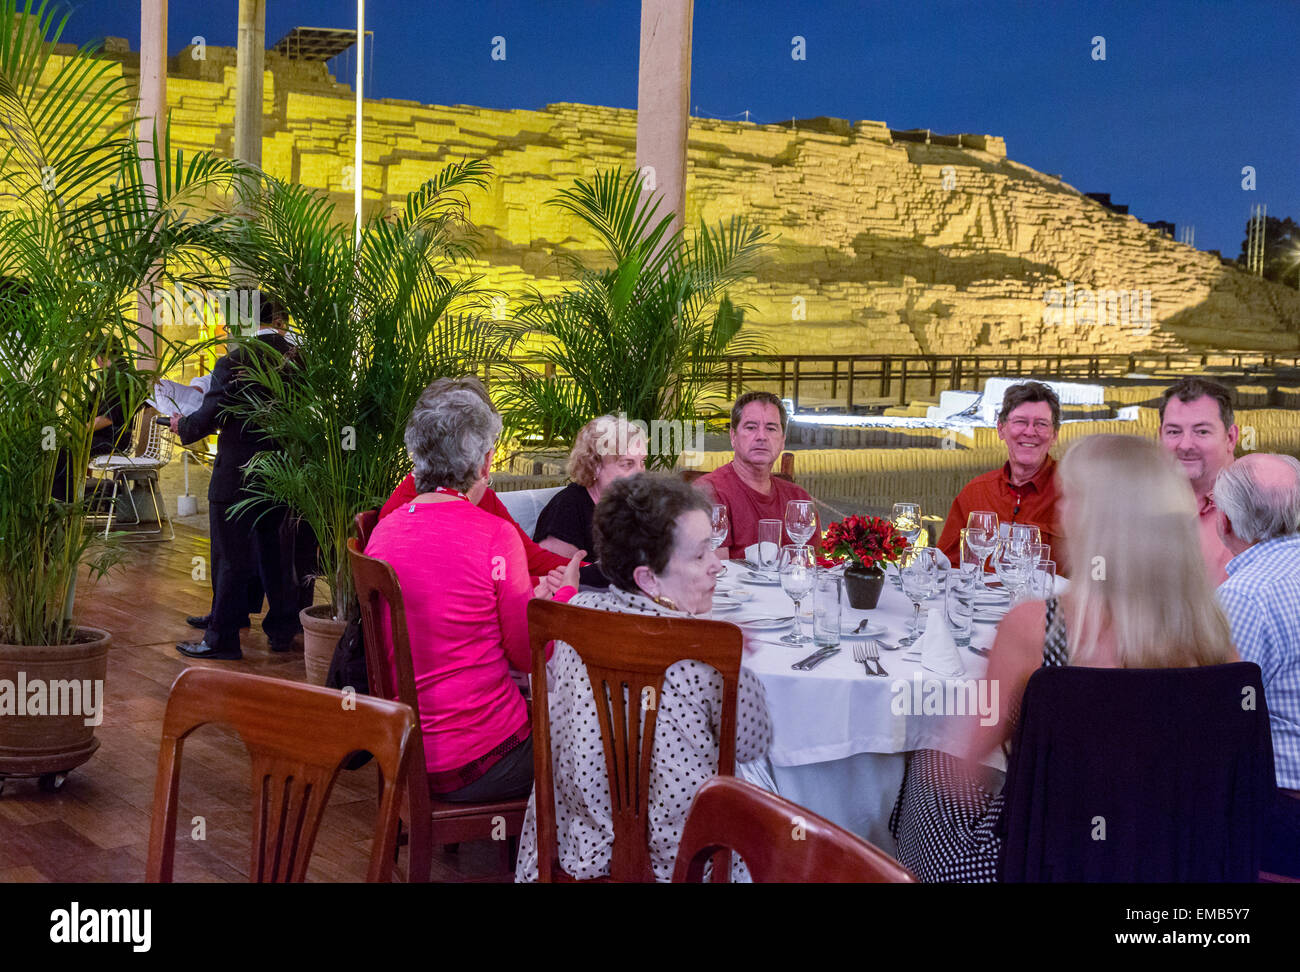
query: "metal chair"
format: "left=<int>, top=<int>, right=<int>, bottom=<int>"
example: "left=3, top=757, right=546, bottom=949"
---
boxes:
left=88, top=406, right=175, bottom=541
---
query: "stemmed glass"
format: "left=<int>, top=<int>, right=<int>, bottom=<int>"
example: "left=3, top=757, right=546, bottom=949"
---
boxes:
left=892, top=502, right=922, bottom=553
left=778, top=544, right=816, bottom=645
left=992, top=538, right=1033, bottom=599
left=965, top=511, right=999, bottom=591
left=899, top=552, right=937, bottom=647
left=785, top=500, right=816, bottom=547
left=1009, top=523, right=1041, bottom=545
left=710, top=505, right=730, bottom=574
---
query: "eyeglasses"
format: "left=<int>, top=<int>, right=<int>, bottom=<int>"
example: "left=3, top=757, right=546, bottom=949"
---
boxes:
left=1005, top=419, right=1054, bottom=433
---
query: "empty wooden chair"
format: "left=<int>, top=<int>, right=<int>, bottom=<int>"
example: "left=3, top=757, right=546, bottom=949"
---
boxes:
left=527, top=598, right=744, bottom=882
left=146, top=667, right=416, bottom=883
left=347, top=538, right=527, bottom=883
left=673, top=776, right=916, bottom=883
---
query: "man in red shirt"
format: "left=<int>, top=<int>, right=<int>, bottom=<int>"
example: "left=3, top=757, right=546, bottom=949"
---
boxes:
left=1157, top=377, right=1238, bottom=586
left=937, top=381, right=1069, bottom=576
left=696, top=392, right=820, bottom=559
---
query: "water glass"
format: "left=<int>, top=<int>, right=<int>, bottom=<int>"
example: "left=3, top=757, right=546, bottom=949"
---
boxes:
left=945, top=571, right=975, bottom=647
left=960, top=528, right=984, bottom=574
left=785, top=500, right=816, bottom=546
left=1031, top=560, right=1057, bottom=599
left=1028, top=542, right=1050, bottom=565
left=757, top=518, right=783, bottom=571
left=813, top=573, right=842, bottom=648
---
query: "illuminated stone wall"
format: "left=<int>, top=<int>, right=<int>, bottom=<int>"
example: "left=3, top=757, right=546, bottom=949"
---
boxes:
left=55, top=41, right=1300, bottom=356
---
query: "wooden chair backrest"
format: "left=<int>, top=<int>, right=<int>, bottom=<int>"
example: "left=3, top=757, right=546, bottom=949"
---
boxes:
left=146, top=667, right=415, bottom=883
left=346, top=537, right=435, bottom=830
left=672, top=777, right=917, bottom=883
left=527, top=598, right=743, bottom=882
left=354, top=509, right=379, bottom=550
left=679, top=452, right=794, bottom=485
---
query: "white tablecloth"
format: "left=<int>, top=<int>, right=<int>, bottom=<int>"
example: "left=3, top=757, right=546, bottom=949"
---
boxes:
left=719, top=564, right=1006, bottom=851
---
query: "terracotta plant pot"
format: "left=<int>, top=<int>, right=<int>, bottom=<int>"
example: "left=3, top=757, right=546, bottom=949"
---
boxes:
left=843, top=566, right=886, bottom=610
left=0, top=628, right=110, bottom=792
left=300, top=605, right=346, bottom=687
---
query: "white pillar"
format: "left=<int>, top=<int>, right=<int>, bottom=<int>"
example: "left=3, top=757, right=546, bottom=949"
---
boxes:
left=234, top=0, right=265, bottom=168
left=354, top=0, right=366, bottom=246
left=137, top=0, right=167, bottom=369
left=635, top=0, right=693, bottom=239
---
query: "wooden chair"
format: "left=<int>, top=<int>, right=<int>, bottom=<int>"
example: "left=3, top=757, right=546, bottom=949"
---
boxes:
left=347, top=537, right=528, bottom=883
left=673, top=777, right=917, bottom=883
left=146, top=667, right=416, bottom=883
left=354, top=508, right=379, bottom=549
left=527, top=598, right=744, bottom=882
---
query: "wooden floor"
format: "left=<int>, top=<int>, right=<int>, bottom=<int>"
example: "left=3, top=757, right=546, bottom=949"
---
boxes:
left=0, top=523, right=511, bottom=883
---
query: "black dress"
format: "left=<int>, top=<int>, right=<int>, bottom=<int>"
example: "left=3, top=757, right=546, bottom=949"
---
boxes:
left=533, top=483, right=606, bottom=586
left=889, top=596, right=1069, bottom=883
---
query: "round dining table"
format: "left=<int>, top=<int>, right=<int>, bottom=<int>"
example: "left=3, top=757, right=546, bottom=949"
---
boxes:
left=713, top=562, right=1012, bottom=855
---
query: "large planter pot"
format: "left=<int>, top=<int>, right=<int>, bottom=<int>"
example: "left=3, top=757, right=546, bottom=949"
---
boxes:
left=0, top=627, right=110, bottom=792
left=300, top=605, right=345, bottom=687
left=843, top=566, right=886, bottom=610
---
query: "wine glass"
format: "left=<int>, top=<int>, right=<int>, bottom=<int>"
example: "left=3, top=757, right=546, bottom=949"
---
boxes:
left=778, top=544, right=816, bottom=645
left=992, top=538, right=1032, bottom=599
left=892, top=502, right=922, bottom=551
left=709, top=504, right=730, bottom=575
left=899, top=554, right=937, bottom=647
left=1009, top=523, right=1041, bottom=545
left=965, top=511, right=999, bottom=591
left=785, top=500, right=816, bottom=547
left=1028, top=542, right=1051, bottom=565
left=709, top=505, right=730, bottom=553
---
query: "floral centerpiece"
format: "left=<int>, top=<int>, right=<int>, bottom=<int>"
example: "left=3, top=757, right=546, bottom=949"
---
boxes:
left=818, top=515, right=909, bottom=609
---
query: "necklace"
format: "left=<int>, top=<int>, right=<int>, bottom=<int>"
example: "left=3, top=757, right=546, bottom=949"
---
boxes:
left=434, top=486, right=470, bottom=501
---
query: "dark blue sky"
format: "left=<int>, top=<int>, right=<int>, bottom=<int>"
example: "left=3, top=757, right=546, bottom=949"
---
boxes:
left=58, top=0, right=1298, bottom=258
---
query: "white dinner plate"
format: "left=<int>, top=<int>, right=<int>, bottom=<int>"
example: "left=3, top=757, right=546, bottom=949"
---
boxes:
left=973, top=610, right=1006, bottom=624
left=740, top=571, right=782, bottom=586
left=709, top=601, right=743, bottom=614
left=842, top=621, right=887, bottom=638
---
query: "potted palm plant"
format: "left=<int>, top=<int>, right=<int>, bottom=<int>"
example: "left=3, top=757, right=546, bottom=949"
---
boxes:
left=0, top=0, right=242, bottom=788
left=226, top=163, right=501, bottom=683
left=493, top=167, right=770, bottom=468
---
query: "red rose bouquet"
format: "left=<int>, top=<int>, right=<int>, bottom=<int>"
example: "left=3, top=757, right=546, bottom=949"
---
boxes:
left=818, top=514, right=909, bottom=571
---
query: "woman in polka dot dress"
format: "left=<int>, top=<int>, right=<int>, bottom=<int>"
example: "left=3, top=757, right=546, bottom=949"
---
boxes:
left=516, top=473, right=773, bottom=882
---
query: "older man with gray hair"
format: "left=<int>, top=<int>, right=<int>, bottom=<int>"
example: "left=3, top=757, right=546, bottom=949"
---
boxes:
left=1214, top=452, right=1300, bottom=879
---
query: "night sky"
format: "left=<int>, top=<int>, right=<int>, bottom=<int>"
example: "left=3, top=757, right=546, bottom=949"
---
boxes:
left=55, top=0, right=1300, bottom=259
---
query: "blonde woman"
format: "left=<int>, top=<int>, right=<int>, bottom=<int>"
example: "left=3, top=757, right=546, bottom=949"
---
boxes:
left=890, top=434, right=1238, bottom=882
left=534, top=415, right=647, bottom=585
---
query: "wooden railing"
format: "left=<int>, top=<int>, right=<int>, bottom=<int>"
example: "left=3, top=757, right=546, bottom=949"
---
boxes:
left=484, top=352, right=1300, bottom=411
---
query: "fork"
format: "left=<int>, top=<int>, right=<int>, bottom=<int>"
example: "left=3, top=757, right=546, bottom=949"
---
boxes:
left=852, top=641, right=883, bottom=677
left=866, top=639, right=888, bottom=677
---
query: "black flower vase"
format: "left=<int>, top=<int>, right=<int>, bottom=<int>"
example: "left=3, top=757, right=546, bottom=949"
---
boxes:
left=843, top=565, right=886, bottom=610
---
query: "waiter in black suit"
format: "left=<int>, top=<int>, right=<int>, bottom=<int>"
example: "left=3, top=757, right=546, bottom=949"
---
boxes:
left=171, top=295, right=302, bottom=660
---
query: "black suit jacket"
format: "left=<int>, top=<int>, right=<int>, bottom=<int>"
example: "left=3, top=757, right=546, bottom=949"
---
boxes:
left=179, top=332, right=294, bottom=504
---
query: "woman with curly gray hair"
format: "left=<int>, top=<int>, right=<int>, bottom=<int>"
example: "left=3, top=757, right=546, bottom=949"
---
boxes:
left=365, top=379, right=582, bottom=803
left=516, top=473, right=773, bottom=881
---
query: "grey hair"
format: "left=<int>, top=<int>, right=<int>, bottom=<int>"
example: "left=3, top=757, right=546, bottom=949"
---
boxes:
left=1214, top=455, right=1300, bottom=545
left=405, top=386, right=502, bottom=493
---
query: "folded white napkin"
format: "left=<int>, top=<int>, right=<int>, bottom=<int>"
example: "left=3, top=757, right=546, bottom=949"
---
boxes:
left=744, top=542, right=781, bottom=568
left=917, top=607, right=965, bottom=677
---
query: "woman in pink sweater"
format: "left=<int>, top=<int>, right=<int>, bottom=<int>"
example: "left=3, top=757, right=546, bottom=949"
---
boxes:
left=366, top=378, right=580, bottom=802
